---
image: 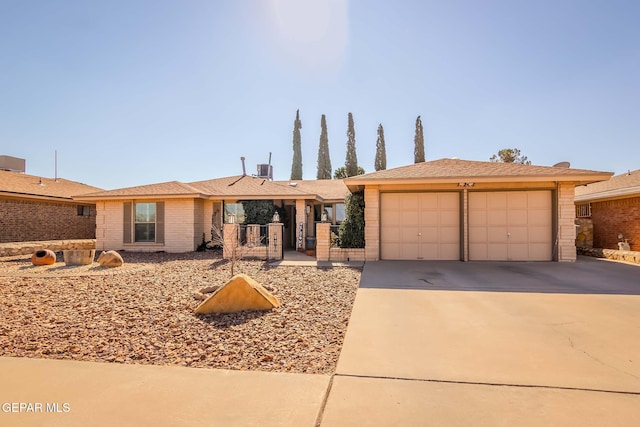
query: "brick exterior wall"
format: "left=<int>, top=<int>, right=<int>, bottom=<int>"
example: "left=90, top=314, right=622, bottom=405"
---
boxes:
left=591, top=197, right=640, bottom=251
left=364, top=186, right=379, bottom=261
left=95, top=199, right=198, bottom=252
left=557, top=182, right=577, bottom=262
left=0, top=197, right=96, bottom=243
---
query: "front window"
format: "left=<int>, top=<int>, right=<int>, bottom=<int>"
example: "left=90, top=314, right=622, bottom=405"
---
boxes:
left=135, top=203, right=156, bottom=242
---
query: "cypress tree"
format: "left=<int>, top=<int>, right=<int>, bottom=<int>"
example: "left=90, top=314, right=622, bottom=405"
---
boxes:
left=290, top=109, right=303, bottom=180
left=374, top=123, right=387, bottom=171
left=414, top=115, right=425, bottom=163
left=345, top=112, right=358, bottom=177
left=316, top=114, right=332, bottom=179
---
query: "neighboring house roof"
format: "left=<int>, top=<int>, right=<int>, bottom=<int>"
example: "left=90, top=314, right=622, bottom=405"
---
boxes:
left=575, top=169, right=640, bottom=202
left=0, top=170, right=102, bottom=201
left=344, top=158, right=611, bottom=190
left=76, top=174, right=348, bottom=202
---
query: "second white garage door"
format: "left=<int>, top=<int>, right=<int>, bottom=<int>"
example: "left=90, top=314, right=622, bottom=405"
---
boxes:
left=380, top=192, right=460, bottom=260
left=469, top=191, right=552, bottom=261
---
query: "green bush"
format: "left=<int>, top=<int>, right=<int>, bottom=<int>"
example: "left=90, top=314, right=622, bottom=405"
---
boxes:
left=338, top=191, right=365, bottom=248
left=240, top=200, right=287, bottom=226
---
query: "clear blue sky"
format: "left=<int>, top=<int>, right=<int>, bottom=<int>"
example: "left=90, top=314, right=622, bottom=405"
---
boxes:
left=1, top=0, right=638, bottom=190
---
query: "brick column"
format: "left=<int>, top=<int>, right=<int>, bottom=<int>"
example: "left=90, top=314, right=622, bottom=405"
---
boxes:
left=295, top=199, right=307, bottom=251
left=364, top=186, right=380, bottom=261
left=557, top=183, right=577, bottom=262
left=223, top=223, right=239, bottom=259
left=462, top=189, right=469, bottom=261
left=268, top=223, right=283, bottom=260
left=316, top=222, right=331, bottom=261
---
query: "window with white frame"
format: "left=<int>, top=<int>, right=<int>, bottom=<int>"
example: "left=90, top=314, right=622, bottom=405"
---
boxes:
left=135, top=203, right=156, bottom=242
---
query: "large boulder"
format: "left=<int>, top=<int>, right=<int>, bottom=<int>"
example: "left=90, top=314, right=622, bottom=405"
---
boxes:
left=195, top=274, right=280, bottom=314
left=97, top=250, right=124, bottom=267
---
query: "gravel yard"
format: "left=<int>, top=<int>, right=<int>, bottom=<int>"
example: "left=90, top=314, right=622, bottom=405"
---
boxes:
left=0, top=252, right=361, bottom=374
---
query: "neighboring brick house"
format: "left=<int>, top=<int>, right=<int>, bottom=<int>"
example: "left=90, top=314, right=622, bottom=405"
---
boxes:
left=575, top=169, right=640, bottom=251
left=0, top=169, right=102, bottom=243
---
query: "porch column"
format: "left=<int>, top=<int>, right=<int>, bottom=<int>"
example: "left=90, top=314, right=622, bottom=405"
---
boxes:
left=295, top=199, right=307, bottom=251
left=316, top=222, right=331, bottom=261
left=268, top=223, right=283, bottom=260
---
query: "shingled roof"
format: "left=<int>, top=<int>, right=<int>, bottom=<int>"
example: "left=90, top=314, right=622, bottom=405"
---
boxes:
left=345, top=158, right=611, bottom=189
left=575, top=169, right=640, bottom=202
left=0, top=170, right=102, bottom=201
left=76, top=174, right=349, bottom=202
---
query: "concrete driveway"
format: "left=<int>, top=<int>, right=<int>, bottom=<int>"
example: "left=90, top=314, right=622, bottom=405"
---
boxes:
left=322, top=257, right=640, bottom=426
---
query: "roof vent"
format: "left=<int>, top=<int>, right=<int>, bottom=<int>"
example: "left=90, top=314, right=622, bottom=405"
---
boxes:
left=288, top=182, right=297, bottom=187
left=0, top=155, right=26, bottom=173
left=553, top=161, right=570, bottom=168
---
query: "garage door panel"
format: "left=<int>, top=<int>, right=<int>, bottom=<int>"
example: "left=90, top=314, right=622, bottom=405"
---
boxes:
left=469, top=210, right=487, bottom=226
left=469, top=226, right=487, bottom=243
left=508, top=210, right=528, bottom=226
left=438, top=193, right=459, bottom=209
left=487, top=244, right=508, bottom=260
left=469, top=190, right=552, bottom=261
left=381, top=192, right=460, bottom=260
left=529, top=244, right=552, bottom=260
left=488, top=210, right=508, bottom=225
left=487, top=227, right=508, bottom=243
left=419, top=211, right=438, bottom=226
left=440, top=212, right=459, bottom=226
left=487, top=192, right=508, bottom=208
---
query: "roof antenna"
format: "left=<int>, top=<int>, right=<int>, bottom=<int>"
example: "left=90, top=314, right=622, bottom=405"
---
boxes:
left=268, top=152, right=272, bottom=180
left=241, top=156, right=246, bottom=176
left=55, top=149, right=58, bottom=182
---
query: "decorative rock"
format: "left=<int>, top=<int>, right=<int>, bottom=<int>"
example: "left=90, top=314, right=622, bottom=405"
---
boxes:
left=199, top=285, right=220, bottom=294
left=31, top=249, right=56, bottom=266
left=195, top=274, right=281, bottom=314
left=97, top=250, right=124, bottom=267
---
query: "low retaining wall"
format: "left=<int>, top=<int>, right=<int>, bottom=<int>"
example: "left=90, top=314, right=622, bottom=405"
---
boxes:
left=329, top=248, right=366, bottom=262
left=0, top=240, right=96, bottom=257
left=578, top=247, right=640, bottom=265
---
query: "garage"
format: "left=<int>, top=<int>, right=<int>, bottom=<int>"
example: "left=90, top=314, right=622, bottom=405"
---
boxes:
left=468, top=190, right=552, bottom=261
left=380, top=192, right=460, bottom=260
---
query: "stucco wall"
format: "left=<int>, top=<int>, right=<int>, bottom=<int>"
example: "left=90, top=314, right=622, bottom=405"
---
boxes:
left=0, top=196, right=96, bottom=243
left=591, top=197, right=640, bottom=251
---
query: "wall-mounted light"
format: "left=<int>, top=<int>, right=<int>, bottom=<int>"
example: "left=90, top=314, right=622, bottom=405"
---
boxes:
left=306, top=205, right=311, bottom=214
left=272, top=211, right=280, bottom=223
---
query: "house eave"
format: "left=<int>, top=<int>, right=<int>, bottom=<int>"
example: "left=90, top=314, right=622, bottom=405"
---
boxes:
left=345, top=173, right=612, bottom=192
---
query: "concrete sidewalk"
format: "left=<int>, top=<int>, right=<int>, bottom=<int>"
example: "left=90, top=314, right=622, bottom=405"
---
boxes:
left=321, top=260, right=640, bottom=426
left=0, top=357, right=329, bottom=426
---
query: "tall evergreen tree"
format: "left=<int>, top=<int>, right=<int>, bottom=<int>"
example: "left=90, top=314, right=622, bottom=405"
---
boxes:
left=290, top=109, right=303, bottom=180
left=414, top=115, right=425, bottom=163
left=345, top=112, right=359, bottom=177
left=316, top=114, right=332, bottom=179
left=374, top=123, right=387, bottom=171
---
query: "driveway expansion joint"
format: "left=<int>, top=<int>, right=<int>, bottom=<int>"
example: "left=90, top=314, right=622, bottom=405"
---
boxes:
left=334, top=373, right=640, bottom=396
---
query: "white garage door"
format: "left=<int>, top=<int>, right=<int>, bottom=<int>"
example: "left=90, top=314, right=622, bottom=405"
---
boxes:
left=381, top=192, right=460, bottom=260
left=469, top=191, right=552, bottom=261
